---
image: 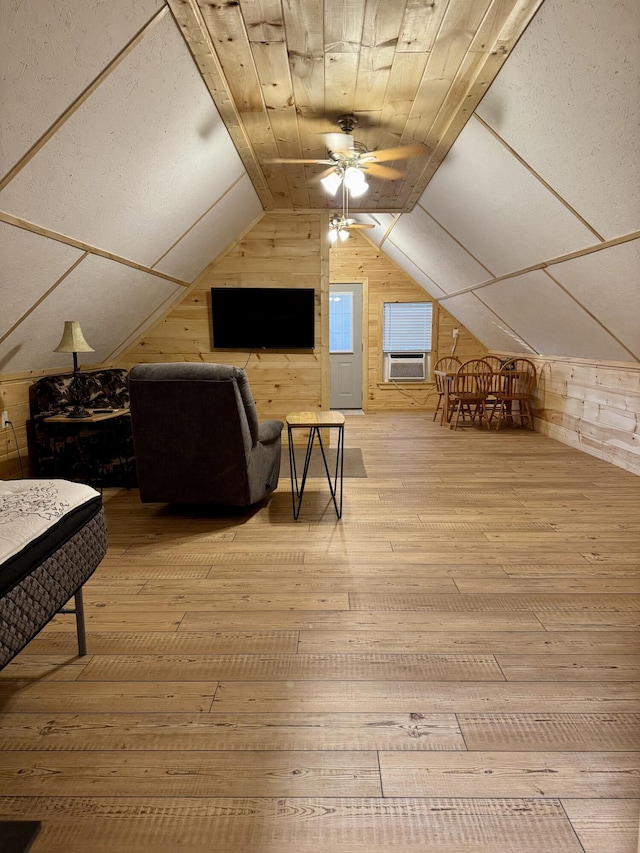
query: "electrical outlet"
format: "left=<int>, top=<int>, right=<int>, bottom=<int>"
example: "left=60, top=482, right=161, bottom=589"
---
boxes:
left=1, top=410, right=10, bottom=428
left=452, top=328, right=459, bottom=339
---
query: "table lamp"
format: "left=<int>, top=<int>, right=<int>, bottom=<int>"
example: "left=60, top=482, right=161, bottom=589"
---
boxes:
left=54, top=321, right=95, bottom=418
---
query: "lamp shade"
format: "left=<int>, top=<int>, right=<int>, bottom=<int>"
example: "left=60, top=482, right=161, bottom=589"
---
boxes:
left=348, top=179, right=368, bottom=199
left=320, top=170, right=343, bottom=196
left=343, top=166, right=364, bottom=189
left=344, top=166, right=368, bottom=198
left=54, top=321, right=95, bottom=353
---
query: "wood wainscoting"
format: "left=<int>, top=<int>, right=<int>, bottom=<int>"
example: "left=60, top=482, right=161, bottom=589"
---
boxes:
left=0, top=412, right=638, bottom=851
left=502, top=354, right=640, bottom=477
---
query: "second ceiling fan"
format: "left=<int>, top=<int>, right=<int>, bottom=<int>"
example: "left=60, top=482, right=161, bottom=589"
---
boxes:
left=267, top=114, right=430, bottom=243
left=267, top=114, right=430, bottom=193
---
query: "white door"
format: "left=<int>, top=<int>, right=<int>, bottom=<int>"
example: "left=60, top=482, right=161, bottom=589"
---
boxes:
left=329, top=282, right=363, bottom=409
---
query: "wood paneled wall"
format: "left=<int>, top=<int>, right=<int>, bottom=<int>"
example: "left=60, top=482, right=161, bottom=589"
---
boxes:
left=329, top=231, right=486, bottom=412
left=2, top=213, right=638, bottom=478
left=120, top=213, right=326, bottom=424
left=122, top=213, right=486, bottom=421
left=0, top=374, right=33, bottom=479
left=518, top=354, right=640, bottom=476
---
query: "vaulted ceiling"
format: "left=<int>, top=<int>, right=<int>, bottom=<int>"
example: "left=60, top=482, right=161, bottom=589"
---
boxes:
left=168, top=0, right=545, bottom=213
left=1, top=0, right=638, bottom=374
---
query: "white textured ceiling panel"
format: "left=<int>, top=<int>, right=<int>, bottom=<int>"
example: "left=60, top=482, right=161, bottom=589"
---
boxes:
left=154, top=175, right=263, bottom=282
left=439, top=291, right=535, bottom=354
left=350, top=213, right=398, bottom=246
left=0, top=223, right=83, bottom=337
left=0, top=0, right=163, bottom=179
left=111, top=289, right=189, bottom=361
left=387, top=206, right=491, bottom=294
left=549, top=240, right=640, bottom=360
left=0, top=254, right=182, bottom=374
left=477, top=0, right=640, bottom=239
left=0, top=13, right=247, bottom=267
left=420, top=117, right=599, bottom=275
left=478, top=270, right=635, bottom=361
left=378, top=240, right=448, bottom=300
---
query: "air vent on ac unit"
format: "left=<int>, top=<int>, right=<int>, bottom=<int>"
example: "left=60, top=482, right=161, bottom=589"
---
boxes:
left=383, top=352, right=427, bottom=381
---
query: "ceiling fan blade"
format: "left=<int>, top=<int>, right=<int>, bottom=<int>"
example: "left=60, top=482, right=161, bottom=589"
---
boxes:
left=370, top=143, right=430, bottom=162
left=265, top=157, right=333, bottom=165
left=363, top=162, right=406, bottom=180
left=320, top=132, right=353, bottom=153
left=310, top=166, right=341, bottom=184
left=344, top=217, right=376, bottom=229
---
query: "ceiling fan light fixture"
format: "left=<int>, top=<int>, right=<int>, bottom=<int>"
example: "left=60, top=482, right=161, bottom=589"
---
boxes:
left=328, top=214, right=351, bottom=244
left=348, top=179, right=368, bottom=199
left=321, top=170, right=342, bottom=195
left=344, top=165, right=366, bottom=191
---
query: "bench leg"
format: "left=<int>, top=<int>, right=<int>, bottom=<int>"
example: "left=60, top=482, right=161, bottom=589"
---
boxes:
left=61, top=588, right=88, bottom=656
left=74, top=589, right=87, bottom=656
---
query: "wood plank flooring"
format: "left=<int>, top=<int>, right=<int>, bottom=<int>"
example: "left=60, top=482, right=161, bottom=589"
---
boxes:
left=0, top=412, right=638, bottom=852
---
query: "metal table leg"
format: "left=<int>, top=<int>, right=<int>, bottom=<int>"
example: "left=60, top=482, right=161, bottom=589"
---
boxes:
left=288, top=422, right=344, bottom=520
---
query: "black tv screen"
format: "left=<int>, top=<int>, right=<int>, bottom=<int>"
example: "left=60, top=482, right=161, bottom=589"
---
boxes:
left=211, top=287, right=315, bottom=350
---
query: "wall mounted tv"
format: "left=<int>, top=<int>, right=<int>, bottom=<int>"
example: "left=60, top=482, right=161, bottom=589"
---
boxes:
left=211, top=287, right=315, bottom=350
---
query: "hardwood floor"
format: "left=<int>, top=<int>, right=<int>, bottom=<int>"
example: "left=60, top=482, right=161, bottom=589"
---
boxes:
left=0, top=412, right=638, bottom=851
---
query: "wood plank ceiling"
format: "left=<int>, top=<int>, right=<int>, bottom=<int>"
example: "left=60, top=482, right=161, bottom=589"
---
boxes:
left=168, top=0, right=545, bottom=213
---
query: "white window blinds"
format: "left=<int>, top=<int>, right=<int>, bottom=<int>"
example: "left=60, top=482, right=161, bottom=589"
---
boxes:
left=383, top=302, right=432, bottom=352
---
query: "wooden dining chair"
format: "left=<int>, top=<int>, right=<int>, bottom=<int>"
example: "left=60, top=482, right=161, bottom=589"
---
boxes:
left=481, top=356, right=504, bottom=421
left=432, top=356, right=461, bottom=423
left=493, top=358, right=537, bottom=430
left=448, top=359, right=493, bottom=430
left=481, top=356, right=503, bottom=371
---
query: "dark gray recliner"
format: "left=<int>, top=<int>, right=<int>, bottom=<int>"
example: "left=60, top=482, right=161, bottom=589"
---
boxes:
left=128, top=363, right=283, bottom=506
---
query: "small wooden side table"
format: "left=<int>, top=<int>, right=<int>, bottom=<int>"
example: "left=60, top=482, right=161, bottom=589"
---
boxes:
left=43, top=408, right=131, bottom=489
left=286, top=411, right=345, bottom=520
left=43, top=408, right=129, bottom=426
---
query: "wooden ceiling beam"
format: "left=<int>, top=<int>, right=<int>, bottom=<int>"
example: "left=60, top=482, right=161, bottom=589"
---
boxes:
left=166, top=0, right=275, bottom=210
left=168, top=0, right=547, bottom=214
left=403, top=0, right=547, bottom=210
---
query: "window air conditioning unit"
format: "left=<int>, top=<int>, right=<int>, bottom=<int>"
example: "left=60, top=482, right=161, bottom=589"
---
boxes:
left=384, top=352, right=428, bottom=381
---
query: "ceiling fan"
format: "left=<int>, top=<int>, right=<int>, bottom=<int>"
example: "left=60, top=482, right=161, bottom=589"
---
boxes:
left=266, top=114, right=430, bottom=192
left=327, top=213, right=375, bottom=244
left=267, top=114, right=428, bottom=243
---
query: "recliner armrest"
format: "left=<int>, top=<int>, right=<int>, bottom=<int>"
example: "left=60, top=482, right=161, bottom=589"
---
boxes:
left=258, top=419, right=284, bottom=444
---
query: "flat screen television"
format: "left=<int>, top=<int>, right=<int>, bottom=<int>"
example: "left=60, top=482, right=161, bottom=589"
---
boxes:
left=211, top=287, right=315, bottom=350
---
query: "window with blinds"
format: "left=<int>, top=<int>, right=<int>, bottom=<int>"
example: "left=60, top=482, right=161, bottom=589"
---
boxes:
left=383, top=302, right=432, bottom=352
